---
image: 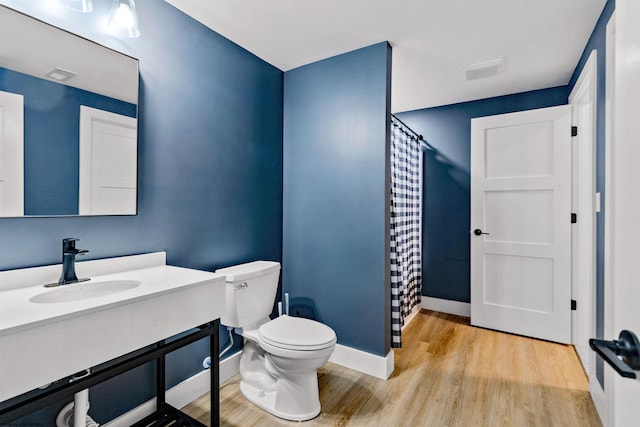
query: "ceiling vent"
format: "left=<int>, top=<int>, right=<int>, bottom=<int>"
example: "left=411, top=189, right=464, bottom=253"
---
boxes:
left=464, top=58, right=505, bottom=81
left=45, top=67, right=77, bottom=82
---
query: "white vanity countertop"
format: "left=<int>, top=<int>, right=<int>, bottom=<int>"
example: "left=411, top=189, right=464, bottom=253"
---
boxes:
left=0, top=257, right=225, bottom=337
left=0, top=252, right=227, bottom=403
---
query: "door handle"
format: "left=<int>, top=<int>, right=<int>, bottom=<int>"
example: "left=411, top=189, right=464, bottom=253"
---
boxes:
left=473, top=229, right=490, bottom=236
left=589, top=330, right=640, bottom=379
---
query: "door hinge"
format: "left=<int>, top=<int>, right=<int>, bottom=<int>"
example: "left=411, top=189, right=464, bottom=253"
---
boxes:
left=571, top=126, right=578, bottom=137
left=571, top=213, right=577, bottom=224
left=571, top=300, right=577, bottom=311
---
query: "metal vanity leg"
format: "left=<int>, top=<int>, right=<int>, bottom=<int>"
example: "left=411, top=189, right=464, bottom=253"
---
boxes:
left=156, top=340, right=166, bottom=409
left=211, top=319, right=220, bottom=427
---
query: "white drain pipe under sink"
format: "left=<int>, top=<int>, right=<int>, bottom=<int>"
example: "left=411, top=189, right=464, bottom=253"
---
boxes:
left=56, top=370, right=100, bottom=427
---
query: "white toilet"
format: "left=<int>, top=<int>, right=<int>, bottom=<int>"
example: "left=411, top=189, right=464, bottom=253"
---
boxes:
left=216, top=261, right=336, bottom=421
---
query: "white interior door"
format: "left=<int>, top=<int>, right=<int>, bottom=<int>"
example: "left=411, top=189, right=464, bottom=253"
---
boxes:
left=0, top=90, right=24, bottom=217
left=602, top=2, right=640, bottom=425
left=471, top=105, right=572, bottom=344
left=79, top=106, right=137, bottom=215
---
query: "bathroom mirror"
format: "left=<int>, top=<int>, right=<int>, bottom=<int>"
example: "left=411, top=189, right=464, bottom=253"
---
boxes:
left=0, top=5, right=139, bottom=217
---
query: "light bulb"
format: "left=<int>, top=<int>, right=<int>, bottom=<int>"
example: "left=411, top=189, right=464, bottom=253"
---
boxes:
left=108, top=0, right=140, bottom=38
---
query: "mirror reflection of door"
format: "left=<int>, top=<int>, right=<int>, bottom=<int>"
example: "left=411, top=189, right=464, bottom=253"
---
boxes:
left=0, top=90, right=24, bottom=217
left=78, top=106, right=137, bottom=215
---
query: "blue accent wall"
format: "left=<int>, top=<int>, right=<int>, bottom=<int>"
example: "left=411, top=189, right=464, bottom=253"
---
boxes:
left=283, top=42, right=392, bottom=356
left=0, top=0, right=282, bottom=424
left=397, top=87, right=568, bottom=303
left=0, top=67, right=136, bottom=215
left=567, top=0, right=615, bottom=389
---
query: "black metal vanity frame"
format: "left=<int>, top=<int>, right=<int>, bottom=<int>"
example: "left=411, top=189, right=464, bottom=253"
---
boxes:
left=0, top=320, right=220, bottom=427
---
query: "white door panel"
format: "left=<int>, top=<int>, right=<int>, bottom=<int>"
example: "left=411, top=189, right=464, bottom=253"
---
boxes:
left=471, top=105, right=572, bottom=344
left=483, top=254, right=554, bottom=313
left=484, top=189, right=554, bottom=244
left=485, top=122, right=555, bottom=178
left=0, top=90, right=24, bottom=217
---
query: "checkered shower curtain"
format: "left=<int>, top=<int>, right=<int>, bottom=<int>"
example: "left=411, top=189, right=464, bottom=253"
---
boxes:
left=390, top=116, right=422, bottom=348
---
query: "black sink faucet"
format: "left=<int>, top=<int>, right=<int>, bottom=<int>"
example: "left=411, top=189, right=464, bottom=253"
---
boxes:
left=57, top=238, right=89, bottom=286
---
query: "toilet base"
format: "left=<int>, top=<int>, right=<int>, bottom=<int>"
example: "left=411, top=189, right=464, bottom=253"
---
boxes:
left=240, top=380, right=320, bottom=422
left=238, top=340, right=324, bottom=421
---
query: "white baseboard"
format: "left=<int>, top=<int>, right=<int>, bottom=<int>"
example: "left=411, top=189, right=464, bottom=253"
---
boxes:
left=328, top=344, right=394, bottom=380
left=590, top=377, right=608, bottom=426
left=421, top=296, right=470, bottom=317
left=575, top=345, right=590, bottom=377
left=402, top=304, right=422, bottom=331
left=103, top=350, right=241, bottom=427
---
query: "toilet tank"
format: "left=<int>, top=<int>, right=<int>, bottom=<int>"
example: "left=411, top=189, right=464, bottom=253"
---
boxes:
left=216, top=261, right=281, bottom=328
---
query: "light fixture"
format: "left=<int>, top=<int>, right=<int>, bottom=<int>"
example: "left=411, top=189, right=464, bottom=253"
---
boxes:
left=59, top=0, right=93, bottom=13
left=108, top=0, right=140, bottom=39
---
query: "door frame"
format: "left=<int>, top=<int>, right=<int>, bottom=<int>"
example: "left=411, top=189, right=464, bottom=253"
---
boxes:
left=590, top=12, right=615, bottom=425
left=568, top=50, right=597, bottom=376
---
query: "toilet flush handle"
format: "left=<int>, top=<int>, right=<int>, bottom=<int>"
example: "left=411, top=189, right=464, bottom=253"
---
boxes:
left=233, top=282, right=248, bottom=290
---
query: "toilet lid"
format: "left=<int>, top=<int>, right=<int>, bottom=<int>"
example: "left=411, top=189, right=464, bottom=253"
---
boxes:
left=259, top=315, right=336, bottom=351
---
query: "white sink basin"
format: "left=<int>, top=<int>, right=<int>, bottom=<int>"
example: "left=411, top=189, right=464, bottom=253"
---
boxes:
left=0, top=252, right=226, bottom=403
left=29, top=280, right=142, bottom=304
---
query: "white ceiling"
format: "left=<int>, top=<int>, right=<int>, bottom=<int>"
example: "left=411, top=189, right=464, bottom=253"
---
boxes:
left=165, top=0, right=606, bottom=113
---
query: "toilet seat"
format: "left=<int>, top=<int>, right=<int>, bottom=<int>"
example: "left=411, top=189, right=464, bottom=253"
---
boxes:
left=259, top=315, right=336, bottom=351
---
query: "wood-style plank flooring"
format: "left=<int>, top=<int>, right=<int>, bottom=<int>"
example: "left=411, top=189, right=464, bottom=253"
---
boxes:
left=183, top=310, right=602, bottom=426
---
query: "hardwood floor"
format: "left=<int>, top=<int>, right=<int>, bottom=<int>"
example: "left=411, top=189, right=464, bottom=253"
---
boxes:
left=183, top=310, right=602, bottom=426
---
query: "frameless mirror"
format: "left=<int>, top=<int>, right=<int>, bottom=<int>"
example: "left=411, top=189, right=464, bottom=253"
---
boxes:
left=0, top=5, right=139, bottom=217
